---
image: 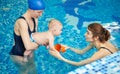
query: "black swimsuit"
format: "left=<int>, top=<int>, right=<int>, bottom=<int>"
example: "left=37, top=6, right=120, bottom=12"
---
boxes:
left=10, top=16, right=36, bottom=56
left=99, top=47, right=113, bottom=54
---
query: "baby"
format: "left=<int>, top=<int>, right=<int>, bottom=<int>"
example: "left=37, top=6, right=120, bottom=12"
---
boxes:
left=23, top=19, right=63, bottom=62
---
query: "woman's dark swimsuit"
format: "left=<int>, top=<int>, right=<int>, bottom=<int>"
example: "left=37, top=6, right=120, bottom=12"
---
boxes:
left=10, top=16, right=36, bottom=56
left=99, top=47, right=113, bottom=54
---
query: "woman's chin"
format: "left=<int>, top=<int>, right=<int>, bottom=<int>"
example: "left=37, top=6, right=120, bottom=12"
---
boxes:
left=86, top=39, right=92, bottom=42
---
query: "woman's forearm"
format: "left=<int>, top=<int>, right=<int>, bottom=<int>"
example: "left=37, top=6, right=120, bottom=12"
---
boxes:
left=69, top=44, right=94, bottom=54
left=61, top=57, right=80, bottom=66
left=69, top=47, right=83, bottom=54
left=26, top=42, right=39, bottom=51
left=61, top=57, right=95, bottom=66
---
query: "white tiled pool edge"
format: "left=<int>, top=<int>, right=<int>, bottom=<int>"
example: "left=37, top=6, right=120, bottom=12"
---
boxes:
left=68, top=51, right=120, bottom=74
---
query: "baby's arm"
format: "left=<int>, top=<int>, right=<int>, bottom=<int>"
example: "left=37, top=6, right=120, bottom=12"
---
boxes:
left=48, top=38, right=57, bottom=51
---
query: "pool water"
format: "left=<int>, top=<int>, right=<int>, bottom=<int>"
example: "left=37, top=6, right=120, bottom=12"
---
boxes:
left=0, top=0, right=120, bottom=74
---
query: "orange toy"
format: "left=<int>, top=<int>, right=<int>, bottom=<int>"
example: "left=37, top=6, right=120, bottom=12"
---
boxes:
left=54, top=44, right=66, bottom=53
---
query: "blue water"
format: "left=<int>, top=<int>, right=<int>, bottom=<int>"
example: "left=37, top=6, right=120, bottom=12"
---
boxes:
left=0, top=0, right=120, bottom=74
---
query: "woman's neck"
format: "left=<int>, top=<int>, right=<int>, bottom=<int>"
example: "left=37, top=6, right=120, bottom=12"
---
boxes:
left=93, top=41, right=108, bottom=50
left=24, top=10, right=32, bottom=20
left=93, top=40, right=102, bottom=50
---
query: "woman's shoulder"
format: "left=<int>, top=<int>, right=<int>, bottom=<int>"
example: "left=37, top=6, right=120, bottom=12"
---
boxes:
left=100, top=42, right=118, bottom=53
left=107, top=42, right=118, bottom=51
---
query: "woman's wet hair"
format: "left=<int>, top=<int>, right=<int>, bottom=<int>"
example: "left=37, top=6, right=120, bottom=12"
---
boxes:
left=88, top=23, right=110, bottom=43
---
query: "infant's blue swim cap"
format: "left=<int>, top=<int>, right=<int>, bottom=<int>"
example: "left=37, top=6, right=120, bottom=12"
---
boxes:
left=28, top=0, right=45, bottom=10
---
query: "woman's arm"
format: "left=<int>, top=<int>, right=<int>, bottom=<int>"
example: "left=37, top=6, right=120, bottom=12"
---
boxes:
left=18, top=19, right=38, bottom=50
left=50, top=48, right=108, bottom=66
left=61, top=48, right=108, bottom=66
left=69, top=43, right=94, bottom=54
left=35, top=18, right=38, bottom=31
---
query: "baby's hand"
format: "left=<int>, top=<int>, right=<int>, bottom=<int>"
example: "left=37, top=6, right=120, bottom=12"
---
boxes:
left=46, top=45, right=49, bottom=49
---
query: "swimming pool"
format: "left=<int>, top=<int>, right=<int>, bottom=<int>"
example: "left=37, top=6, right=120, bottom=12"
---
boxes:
left=0, top=0, right=120, bottom=74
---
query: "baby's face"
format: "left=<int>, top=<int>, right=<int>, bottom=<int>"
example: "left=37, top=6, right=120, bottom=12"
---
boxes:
left=53, top=24, right=63, bottom=36
left=49, top=19, right=63, bottom=36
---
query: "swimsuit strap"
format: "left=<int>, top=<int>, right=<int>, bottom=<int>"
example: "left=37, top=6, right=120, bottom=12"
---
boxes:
left=18, top=16, right=36, bottom=33
left=32, top=18, right=36, bottom=32
left=99, top=47, right=113, bottom=54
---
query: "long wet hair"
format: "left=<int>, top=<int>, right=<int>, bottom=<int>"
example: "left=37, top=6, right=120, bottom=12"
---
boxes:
left=88, top=23, right=110, bottom=43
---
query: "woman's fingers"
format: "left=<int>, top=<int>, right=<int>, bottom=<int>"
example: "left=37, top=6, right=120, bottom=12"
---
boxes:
left=49, top=50, right=60, bottom=58
left=61, top=44, right=70, bottom=49
left=49, top=50, right=57, bottom=56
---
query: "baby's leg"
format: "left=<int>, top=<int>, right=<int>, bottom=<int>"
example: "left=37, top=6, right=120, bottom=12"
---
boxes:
left=24, top=51, right=32, bottom=62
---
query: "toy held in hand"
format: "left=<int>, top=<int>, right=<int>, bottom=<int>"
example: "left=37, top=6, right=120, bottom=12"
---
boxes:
left=54, top=44, right=66, bottom=52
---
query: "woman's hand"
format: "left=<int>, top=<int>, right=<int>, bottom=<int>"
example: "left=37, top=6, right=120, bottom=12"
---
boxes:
left=49, top=50, right=63, bottom=60
left=61, top=44, right=70, bottom=50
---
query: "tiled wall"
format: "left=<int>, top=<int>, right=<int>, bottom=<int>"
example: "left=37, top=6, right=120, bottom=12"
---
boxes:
left=68, top=51, right=120, bottom=74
